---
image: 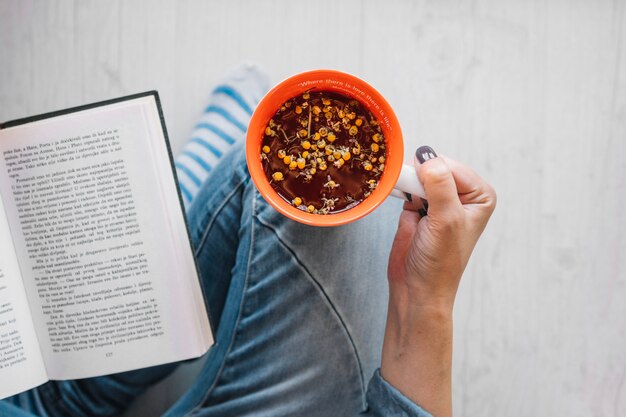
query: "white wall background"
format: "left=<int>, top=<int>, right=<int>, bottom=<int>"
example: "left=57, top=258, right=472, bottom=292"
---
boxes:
left=1, top=1, right=625, bottom=416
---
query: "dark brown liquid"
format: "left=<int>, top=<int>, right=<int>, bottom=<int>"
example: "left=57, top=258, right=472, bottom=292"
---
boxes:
left=260, top=91, right=386, bottom=214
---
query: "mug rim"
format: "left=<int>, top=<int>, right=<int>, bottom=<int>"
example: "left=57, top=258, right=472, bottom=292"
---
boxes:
left=245, top=69, right=404, bottom=227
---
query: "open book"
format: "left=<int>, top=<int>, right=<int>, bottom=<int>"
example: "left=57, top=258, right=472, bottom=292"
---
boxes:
left=0, top=92, right=213, bottom=400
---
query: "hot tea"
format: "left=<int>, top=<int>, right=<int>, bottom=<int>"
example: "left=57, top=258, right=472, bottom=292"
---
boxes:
left=260, top=90, right=386, bottom=215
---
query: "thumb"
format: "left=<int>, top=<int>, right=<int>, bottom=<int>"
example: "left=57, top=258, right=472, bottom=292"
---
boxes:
left=415, top=154, right=462, bottom=216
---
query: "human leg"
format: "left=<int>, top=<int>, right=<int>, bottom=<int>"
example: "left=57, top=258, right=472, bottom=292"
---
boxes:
left=164, top=144, right=400, bottom=416
left=1, top=364, right=178, bottom=417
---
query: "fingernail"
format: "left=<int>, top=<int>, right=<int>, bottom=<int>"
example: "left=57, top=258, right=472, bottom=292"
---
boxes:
left=415, top=146, right=438, bottom=164
left=404, top=192, right=412, bottom=202
left=414, top=146, right=436, bottom=214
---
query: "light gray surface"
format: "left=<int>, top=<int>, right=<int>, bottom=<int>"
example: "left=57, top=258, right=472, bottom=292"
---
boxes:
left=1, top=1, right=625, bottom=416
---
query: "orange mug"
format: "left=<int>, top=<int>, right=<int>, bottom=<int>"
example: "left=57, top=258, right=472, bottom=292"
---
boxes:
left=245, top=69, right=425, bottom=227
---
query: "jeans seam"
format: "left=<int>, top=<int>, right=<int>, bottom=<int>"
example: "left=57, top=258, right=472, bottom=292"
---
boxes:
left=255, top=213, right=368, bottom=411
left=188, top=186, right=257, bottom=415
left=194, top=177, right=247, bottom=258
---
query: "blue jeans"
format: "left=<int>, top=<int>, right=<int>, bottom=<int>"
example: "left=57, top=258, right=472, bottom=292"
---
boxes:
left=2, top=145, right=432, bottom=417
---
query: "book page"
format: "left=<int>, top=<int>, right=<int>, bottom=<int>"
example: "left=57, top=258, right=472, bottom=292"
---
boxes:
left=0, top=196, right=48, bottom=399
left=0, top=95, right=212, bottom=380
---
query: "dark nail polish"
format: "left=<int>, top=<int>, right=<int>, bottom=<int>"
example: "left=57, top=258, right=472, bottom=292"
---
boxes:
left=421, top=199, right=429, bottom=213
left=418, top=208, right=428, bottom=217
left=415, top=146, right=438, bottom=164
left=404, top=192, right=412, bottom=202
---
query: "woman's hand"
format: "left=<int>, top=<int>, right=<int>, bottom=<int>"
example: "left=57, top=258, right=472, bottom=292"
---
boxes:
left=381, top=148, right=496, bottom=417
left=389, top=149, right=497, bottom=310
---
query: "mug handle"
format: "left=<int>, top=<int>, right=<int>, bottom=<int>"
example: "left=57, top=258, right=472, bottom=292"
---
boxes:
left=390, top=163, right=426, bottom=201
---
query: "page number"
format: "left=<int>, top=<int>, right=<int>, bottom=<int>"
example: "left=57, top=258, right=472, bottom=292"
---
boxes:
left=105, top=352, right=113, bottom=358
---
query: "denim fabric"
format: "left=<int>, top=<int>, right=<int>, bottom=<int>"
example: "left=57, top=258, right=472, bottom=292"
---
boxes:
left=1, top=145, right=432, bottom=417
left=365, top=371, right=433, bottom=417
left=3, top=364, right=177, bottom=416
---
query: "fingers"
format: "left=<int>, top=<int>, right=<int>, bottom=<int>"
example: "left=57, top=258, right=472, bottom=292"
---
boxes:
left=399, top=203, right=422, bottom=227
left=403, top=196, right=427, bottom=215
left=411, top=146, right=496, bottom=232
left=441, top=156, right=497, bottom=210
left=416, top=157, right=462, bottom=217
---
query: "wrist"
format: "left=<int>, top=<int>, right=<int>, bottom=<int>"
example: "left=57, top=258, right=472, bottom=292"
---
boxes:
left=385, top=293, right=453, bottom=346
left=381, top=290, right=454, bottom=417
left=387, top=279, right=456, bottom=320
